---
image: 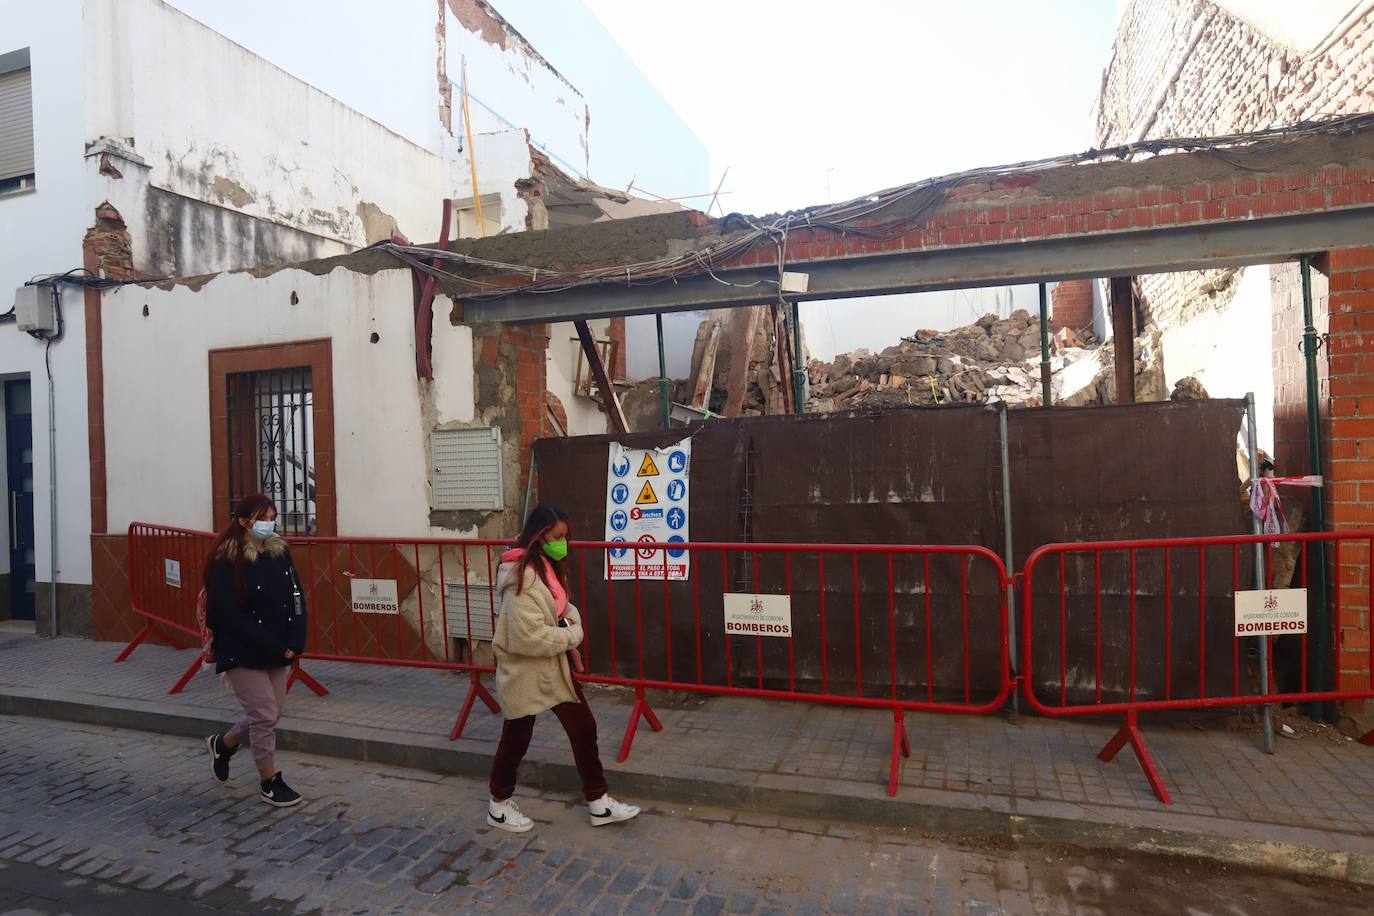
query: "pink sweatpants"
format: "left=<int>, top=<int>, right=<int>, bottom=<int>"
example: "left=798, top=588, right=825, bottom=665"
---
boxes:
left=226, top=666, right=289, bottom=773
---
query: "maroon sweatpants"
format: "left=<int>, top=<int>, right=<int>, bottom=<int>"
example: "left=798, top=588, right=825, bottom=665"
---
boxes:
left=489, top=676, right=608, bottom=802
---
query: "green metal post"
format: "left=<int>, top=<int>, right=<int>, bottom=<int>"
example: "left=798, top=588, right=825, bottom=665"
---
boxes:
left=1300, top=255, right=1331, bottom=720
left=1038, top=283, right=1052, bottom=407
left=656, top=313, right=670, bottom=430
left=791, top=301, right=805, bottom=414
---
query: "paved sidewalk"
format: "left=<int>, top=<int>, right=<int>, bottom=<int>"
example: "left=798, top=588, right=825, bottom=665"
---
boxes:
left=2, top=628, right=1373, bottom=884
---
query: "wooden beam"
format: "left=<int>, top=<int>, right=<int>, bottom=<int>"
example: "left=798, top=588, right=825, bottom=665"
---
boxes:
left=1109, top=276, right=1135, bottom=404
left=720, top=307, right=762, bottom=417
left=575, top=320, right=629, bottom=434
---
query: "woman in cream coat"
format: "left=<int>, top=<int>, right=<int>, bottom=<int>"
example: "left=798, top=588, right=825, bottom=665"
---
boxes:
left=486, top=504, right=640, bottom=833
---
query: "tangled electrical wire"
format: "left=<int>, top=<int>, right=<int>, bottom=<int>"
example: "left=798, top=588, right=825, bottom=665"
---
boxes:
left=381, top=112, right=1374, bottom=301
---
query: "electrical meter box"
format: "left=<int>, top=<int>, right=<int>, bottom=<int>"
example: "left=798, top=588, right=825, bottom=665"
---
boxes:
left=14, top=285, right=54, bottom=333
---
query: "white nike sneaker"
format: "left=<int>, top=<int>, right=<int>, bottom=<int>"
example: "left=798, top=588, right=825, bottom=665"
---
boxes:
left=487, top=797, right=533, bottom=833
left=588, top=794, right=640, bottom=826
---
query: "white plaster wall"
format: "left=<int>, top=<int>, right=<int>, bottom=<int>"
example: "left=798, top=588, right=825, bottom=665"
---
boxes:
left=801, top=286, right=1042, bottom=362
left=445, top=128, right=534, bottom=233
left=0, top=0, right=94, bottom=587
left=102, top=267, right=474, bottom=538
left=626, top=312, right=702, bottom=381
left=446, top=8, right=589, bottom=180
left=1160, top=265, right=1275, bottom=452
left=546, top=319, right=611, bottom=436
left=160, top=0, right=443, bottom=153
left=104, top=0, right=442, bottom=255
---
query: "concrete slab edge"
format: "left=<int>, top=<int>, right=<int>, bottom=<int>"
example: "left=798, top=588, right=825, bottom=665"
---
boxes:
left=3, top=688, right=1371, bottom=887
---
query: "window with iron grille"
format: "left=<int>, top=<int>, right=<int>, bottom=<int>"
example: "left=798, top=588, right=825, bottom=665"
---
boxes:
left=226, top=367, right=316, bottom=534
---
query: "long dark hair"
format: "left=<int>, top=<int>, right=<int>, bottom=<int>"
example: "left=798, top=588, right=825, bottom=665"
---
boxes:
left=512, top=504, right=570, bottom=595
left=204, top=493, right=277, bottom=597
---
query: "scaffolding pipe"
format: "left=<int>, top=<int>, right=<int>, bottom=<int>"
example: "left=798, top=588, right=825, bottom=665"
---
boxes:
left=1038, top=282, right=1052, bottom=407
left=656, top=314, right=670, bottom=430
left=1300, top=255, right=1331, bottom=720
left=1246, top=392, right=1275, bottom=754
left=791, top=301, right=805, bottom=414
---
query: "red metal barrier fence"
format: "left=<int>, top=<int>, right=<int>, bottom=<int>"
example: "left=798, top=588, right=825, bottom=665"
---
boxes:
left=1022, top=530, right=1374, bottom=803
left=123, top=524, right=1012, bottom=795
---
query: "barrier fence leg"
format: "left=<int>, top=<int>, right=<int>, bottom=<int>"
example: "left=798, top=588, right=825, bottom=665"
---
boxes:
left=113, top=624, right=155, bottom=662
left=888, top=709, right=911, bottom=797
left=285, top=660, right=329, bottom=697
left=1098, top=710, right=1172, bottom=804
left=450, top=671, right=501, bottom=741
left=168, top=653, right=205, bottom=695
left=1359, top=729, right=1374, bottom=747
left=616, top=686, right=663, bottom=763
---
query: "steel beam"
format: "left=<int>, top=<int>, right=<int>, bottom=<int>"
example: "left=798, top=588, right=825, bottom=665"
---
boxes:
left=465, top=207, right=1374, bottom=324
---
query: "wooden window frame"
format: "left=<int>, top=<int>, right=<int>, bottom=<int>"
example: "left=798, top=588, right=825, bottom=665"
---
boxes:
left=209, top=340, right=335, bottom=535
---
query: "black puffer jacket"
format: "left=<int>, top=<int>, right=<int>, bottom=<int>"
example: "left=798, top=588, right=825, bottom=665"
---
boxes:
left=206, top=534, right=308, bottom=673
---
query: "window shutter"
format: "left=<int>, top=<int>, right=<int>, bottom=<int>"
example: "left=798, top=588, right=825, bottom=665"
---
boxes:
left=0, top=68, right=34, bottom=182
left=431, top=427, right=504, bottom=511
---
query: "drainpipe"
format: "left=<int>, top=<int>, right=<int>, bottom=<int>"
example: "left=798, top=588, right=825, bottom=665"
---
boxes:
left=1300, top=255, right=1330, bottom=720
left=1038, top=283, right=1052, bottom=408
left=656, top=314, right=670, bottom=430
left=48, top=367, right=58, bottom=638
left=792, top=301, right=805, bottom=414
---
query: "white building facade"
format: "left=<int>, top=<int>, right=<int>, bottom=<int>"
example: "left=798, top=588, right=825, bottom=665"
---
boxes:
left=0, top=0, right=707, bottom=636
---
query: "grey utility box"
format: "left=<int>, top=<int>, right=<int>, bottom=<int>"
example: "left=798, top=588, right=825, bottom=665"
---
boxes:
left=431, top=426, right=504, bottom=511
left=13, top=285, right=54, bottom=333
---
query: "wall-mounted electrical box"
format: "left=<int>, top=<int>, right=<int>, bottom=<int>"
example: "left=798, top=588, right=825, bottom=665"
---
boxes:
left=13, top=285, right=54, bottom=333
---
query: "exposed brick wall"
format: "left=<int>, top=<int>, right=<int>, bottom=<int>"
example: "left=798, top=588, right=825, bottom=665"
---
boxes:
left=1094, top=0, right=1374, bottom=332
left=1050, top=279, right=1095, bottom=331
left=1097, top=0, right=1374, bottom=147
left=1323, top=246, right=1374, bottom=694
left=503, top=323, right=549, bottom=489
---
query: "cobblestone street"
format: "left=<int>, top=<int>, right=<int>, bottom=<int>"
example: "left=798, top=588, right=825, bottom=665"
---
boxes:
left=0, top=714, right=1368, bottom=915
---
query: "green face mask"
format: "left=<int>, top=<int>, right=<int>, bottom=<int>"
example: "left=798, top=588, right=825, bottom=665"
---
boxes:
left=541, top=538, right=569, bottom=562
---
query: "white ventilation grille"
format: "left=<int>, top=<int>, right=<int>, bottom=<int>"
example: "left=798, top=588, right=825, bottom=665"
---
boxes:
left=444, top=580, right=497, bottom=643
left=431, top=427, right=504, bottom=511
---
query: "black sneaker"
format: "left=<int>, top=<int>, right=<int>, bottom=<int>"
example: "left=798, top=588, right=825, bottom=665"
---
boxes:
left=259, top=772, right=303, bottom=808
left=205, top=733, right=237, bottom=783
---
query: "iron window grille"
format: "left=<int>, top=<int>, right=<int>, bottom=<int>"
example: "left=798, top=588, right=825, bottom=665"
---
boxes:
left=226, top=367, right=316, bottom=534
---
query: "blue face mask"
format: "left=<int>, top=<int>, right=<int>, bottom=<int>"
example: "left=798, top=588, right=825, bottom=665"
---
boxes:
left=250, top=518, right=277, bottom=540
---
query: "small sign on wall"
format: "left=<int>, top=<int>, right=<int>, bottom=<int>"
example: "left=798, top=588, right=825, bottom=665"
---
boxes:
left=723, top=593, right=793, bottom=638
left=351, top=578, right=400, bottom=615
left=1235, top=588, right=1307, bottom=636
left=164, top=559, right=181, bottom=589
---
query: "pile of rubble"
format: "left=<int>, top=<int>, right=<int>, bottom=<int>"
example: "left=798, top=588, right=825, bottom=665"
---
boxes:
left=806, top=310, right=1165, bottom=410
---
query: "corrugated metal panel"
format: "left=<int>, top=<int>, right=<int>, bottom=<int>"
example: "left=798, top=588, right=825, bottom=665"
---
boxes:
left=0, top=68, right=34, bottom=182
left=431, top=427, right=503, bottom=510
left=444, top=581, right=496, bottom=643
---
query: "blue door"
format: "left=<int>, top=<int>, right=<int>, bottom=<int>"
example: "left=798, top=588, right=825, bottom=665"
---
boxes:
left=5, top=380, right=35, bottom=621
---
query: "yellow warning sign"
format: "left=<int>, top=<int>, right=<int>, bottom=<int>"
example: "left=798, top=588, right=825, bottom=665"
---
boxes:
left=636, top=481, right=659, bottom=505
left=637, top=453, right=660, bottom=477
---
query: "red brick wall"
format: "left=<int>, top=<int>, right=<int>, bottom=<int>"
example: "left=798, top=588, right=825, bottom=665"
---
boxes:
left=1050, top=279, right=1094, bottom=331
left=1324, top=247, right=1374, bottom=695
left=503, top=323, right=548, bottom=488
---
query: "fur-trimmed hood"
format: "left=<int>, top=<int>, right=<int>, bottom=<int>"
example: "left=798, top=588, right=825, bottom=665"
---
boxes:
left=223, top=533, right=288, bottom=563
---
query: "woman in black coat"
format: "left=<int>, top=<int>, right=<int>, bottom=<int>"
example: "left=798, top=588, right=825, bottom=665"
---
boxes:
left=202, top=493, right=309, bottom=807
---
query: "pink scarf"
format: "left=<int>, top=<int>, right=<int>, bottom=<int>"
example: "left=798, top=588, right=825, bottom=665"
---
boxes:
left=501, top=548, right=582, bottom=672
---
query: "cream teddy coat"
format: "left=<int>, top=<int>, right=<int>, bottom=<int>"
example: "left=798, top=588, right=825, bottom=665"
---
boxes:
left=492, top=559, right=585, bottom=719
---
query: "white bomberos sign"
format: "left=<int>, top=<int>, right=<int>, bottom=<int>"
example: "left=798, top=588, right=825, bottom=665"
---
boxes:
left=164, top=559, right=182, bottom=588
left=1235, top=588, right=1307, bottom=636
left=723, top=593, right=793, bottom=638
left=351, top=578, right=400, bottom=615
